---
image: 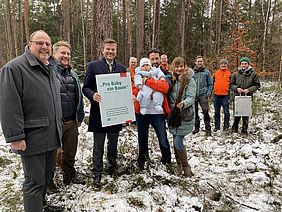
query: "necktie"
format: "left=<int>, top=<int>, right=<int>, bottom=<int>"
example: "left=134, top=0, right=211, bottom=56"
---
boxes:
left=109, top=63, right=112, bottom=73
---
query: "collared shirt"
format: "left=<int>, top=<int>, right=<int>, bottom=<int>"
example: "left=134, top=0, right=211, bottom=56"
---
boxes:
left=106, top=60, right=113, bottom=73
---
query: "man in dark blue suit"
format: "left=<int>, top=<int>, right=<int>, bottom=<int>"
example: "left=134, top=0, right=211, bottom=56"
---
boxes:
left=82, top=38, right=126, bottom=187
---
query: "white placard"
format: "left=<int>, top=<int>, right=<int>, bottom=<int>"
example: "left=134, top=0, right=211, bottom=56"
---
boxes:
left=96, top=72, right=135, bottom=127
left=234, top=96, right=252, bottom=117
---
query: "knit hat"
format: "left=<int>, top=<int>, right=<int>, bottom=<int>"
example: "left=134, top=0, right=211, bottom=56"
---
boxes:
left=240, top=57, right=250, bottom=64
left=139, top=58, right=151, bottom=67
left=219, top=59, right=228, bottom=65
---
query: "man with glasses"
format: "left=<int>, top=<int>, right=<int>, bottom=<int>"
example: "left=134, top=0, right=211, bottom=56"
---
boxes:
left=0, top=30, right=63, bottom=211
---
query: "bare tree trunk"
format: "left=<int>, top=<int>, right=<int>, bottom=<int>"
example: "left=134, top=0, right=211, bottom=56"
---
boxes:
left=24, top=0, right=29, bottom=42
left=126, top=0, right=132, bottom=57
left=62, top=0, right=71, bottom=42
left=80, top=0, right=86, bottom=70
left=4, top=0, right=15, bottom=59
left=122, top=0, right=128, bottom=65
left=12, top=0, right=19, bottom=56
left=209, top=0, right=215, bottom=56
left=18, top=0, right=24, bottom=51
left=148, top=0, right=152, bottom=48
left=279, top=47, right=282, bottom=84
left=153, top=0, right=160, bottom=49
left=136, top=0, right=144, bottom=60
left=260, top=0, right=271, bottom=71
left=216, top=0, right=223, bottom=55
left=92, top=0, right=113, bottom=60
left=180, top=0, right=186, bottom=57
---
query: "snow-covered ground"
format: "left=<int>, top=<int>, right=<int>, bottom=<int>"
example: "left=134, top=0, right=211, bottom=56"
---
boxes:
left=0, top=82, right=281, bottom=211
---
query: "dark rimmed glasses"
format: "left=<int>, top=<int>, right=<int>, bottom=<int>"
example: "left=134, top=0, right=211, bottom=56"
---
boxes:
left=30, top=41, right=52, bottom=47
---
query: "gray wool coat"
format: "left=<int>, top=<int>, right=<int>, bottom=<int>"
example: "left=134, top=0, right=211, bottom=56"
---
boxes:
left=0, top=49, right=62, bottom=156
left=169, top=69, right=196, bottom=136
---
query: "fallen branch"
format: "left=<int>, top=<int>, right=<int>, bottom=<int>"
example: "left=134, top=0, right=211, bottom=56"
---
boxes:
left=271, top=134, right=282, bottom=143
left=207, top=182, right=259, bottom=211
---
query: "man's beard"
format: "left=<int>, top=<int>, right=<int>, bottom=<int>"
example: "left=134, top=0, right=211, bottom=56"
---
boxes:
left=152, top=63, right=159, bottom=68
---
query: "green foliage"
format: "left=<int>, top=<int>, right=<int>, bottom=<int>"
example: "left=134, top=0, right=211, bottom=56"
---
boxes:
left=0, top=183, right=23, bottom=212
left=0, top=157, right=12, bottom=168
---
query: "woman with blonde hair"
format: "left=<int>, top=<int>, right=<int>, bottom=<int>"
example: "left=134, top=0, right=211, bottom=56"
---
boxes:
left=168, top=57, right=196, bottom=177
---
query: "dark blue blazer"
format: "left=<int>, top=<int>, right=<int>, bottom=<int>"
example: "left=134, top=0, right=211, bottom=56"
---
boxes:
left=82, top=57, right=126, bottom=133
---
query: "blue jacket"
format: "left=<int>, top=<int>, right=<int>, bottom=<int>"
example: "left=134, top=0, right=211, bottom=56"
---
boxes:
left=82, top=58, right=127, bottom=133
left=193, top=66, right=213, bottom=97
left=55, top=65, right=85, bottom=123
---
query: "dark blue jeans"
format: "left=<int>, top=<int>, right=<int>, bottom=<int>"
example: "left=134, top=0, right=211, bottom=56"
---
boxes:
left=136, top=113, right=171, bottom=164
left=213, top=95, right=230, bottom=129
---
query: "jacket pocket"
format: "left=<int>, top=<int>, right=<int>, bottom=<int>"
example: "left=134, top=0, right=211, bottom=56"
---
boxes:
left=24, top=117, right=49, bottom=128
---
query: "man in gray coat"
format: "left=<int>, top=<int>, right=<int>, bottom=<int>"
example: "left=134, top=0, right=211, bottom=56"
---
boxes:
left=0, top=30, right=63, bottom=212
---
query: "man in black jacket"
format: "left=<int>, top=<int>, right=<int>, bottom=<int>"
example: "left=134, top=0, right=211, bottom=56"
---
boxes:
left=83, top=38, right=126, bottom=187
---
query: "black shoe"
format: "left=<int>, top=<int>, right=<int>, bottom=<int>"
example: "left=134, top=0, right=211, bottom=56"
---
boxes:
left=241, top=130, right=248, bottom=136
left=213, top=127, right=220, bottom=132
left=70, top=176, right=86, bottom=185
left=47, top=180, right=58, bottom=195
left=206, top=130, right=211, bottom=136
left=231, top=127, right=238, bottom=133
left=137, top=161, right=145, bottom=171
left=107, top=166, right=117, bottom=177
left=192, top=129, right=199, bottom=134
left=161, top=158, right=172, bottom=165
left=43, top=205, right=64, bottom=212
left=93, top=175, right=101, bottom=187
left=63, top=175, right=71, bottom=186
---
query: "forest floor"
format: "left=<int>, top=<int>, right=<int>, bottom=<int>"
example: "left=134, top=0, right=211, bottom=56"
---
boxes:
left=0, top=81, right=281, bottom=212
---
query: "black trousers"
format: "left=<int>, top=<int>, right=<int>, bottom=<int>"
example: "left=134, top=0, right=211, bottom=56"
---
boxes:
left=232, top=116, right=249, bottom=132
left=194, top=95, right=211, bottom=131
left=92, top=132, right=119, bottom=177
left=21, top=149, right=56, bottom=212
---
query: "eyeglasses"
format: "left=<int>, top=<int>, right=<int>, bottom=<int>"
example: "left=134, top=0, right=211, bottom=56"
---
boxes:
left=30, top=41, right=52, bottom=47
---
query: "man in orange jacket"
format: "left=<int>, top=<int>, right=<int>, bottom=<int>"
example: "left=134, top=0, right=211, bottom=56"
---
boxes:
left=132, top=49, right=171, bottom=170
left=212, top=59, right=231, bottom=132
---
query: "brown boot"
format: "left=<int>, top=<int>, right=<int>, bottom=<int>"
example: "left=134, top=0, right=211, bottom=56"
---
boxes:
left=179, top=148, right=194, bottom=177
left=174, top=146, right=183, bottom=176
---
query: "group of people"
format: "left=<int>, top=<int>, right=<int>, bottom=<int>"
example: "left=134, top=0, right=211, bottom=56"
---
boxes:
left=0, top=30, right=261, bottom=212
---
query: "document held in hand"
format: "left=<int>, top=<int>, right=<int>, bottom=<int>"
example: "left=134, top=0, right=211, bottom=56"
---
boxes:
left=96, top=72, right=135, bottom=127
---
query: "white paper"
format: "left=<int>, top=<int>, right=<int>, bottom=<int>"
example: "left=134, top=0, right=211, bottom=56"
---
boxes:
left=96, top=72, right=135, bottom=127
left=234, top=96, right=252, bottom=117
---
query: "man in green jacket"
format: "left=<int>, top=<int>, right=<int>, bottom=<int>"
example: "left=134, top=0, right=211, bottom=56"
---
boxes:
left=230, top=57, right=261, bottom=135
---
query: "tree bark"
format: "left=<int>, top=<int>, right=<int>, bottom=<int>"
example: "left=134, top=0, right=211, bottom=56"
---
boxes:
left=126, top=0, right=132, bottom=57
left=136, top=0, right=144, bottom=60
left=92, top=0, right=113, bottom=60
left=24, top=0, right=29, bottom=42
left=62, top=0, right=71, bottom=42
left=122, top=0, right=128, bottom=65
left=153, top=0, right=160, bottom=49
left=18, top=0, right=24, bottom=51
left=180, top=0, right=186, bottom=57
left=4, top=0, right=15, bottom=59
left=216, top=0, right=223, bottom=55
left=260, top=0, right=271, bottom=71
